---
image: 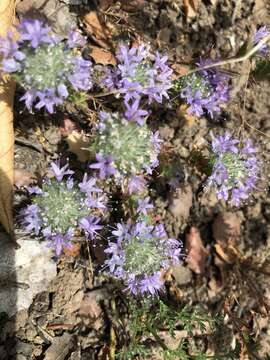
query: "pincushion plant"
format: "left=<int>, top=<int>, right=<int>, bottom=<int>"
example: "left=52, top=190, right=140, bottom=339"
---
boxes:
left=177, top=59, right=230, bottom=118
left=21, top=162, right=106, bottom=255
left=105, top=220, right=182, bottom=295
left=207, top=132, right=260, bottom=206
left=102, top=43, right=173, bottom=112
left=89, top=111, right=161, bottom=181
left=0, top=19, right=92, bottom=113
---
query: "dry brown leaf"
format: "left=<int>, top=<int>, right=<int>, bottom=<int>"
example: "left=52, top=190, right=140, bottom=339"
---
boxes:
left=186, top=226, right=208, bottom=274
left=183, top=0, right=200, bottom=19
left=212, top=212, right=241, bottom=246
left=83, top=11, right=112, bottom=49
left=120, top=0, right=147, bottom=12
left=0, top=0, right=16, bottom=237
left=14, top=168, right=36, bottom=188
left=66, top=131, right=91, bottom=162
left=89, top=46, right=116, bottom=66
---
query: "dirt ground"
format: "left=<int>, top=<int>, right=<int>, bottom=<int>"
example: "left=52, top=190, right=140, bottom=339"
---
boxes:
left=1, top=0, right=270, bottom=359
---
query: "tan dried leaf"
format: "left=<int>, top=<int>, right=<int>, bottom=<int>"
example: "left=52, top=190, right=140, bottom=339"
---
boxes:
left=83, top=11, right=112, bottom=49
left=183, top=0, right=201, bottom=19
left=186, top=226, right=208, bottom=274
left=212, top=212, right=241, bottom=246
left=14, top=168, right=36, bottom=188
left=0, top=0, right=16, bottom=237
left=66, top=131, right=91, bottom=162
left=89, top=46, right=116, bottom=66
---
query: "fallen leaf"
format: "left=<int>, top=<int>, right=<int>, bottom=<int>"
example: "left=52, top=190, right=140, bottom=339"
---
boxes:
left=44, top=333, right=74, bottom=360
left=89, top=46, right=116, bottom=65
left=186, top=226, right=208, bottom=274
left=0, top=0, right=16, bottom=237
left=96, top=0, right=114, bottom=10
left=168, top=184, right=193, bottom=221
left=83, top=11, right=112, bottom=49
left=66, top=131, right=91, bottom=162
left=14, top=168, right=36, bottom=188
left=212, top=212, right=241, bottom=246
left=183, top=0, right=200, bottom=19
left=120, top=0, right=147, bottom=12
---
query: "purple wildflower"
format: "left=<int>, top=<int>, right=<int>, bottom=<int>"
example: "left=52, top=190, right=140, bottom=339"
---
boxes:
left=46, top=228, right=74, bottom=257
left=102, top=43, right=173, bottom=109
left=51, top=162, right=74, bottom=182
left=90, top=153, right=117, bottom=179
left=105, top=220, right=182, bottom=296
left=124, top=98, right=148, bottom=125
left=67, top=29, right=86, bottom=48
left=18, top=19, right=52, bottom=48
left=128, top=175, right=147, bottom=194
left=137, top=197, right=154, bottom=216
left=0, top=19, right=93, bottom=113
left=211, top=131, right=239, bottom=154
left=208, top=133, right=260, bottom=206
left=68, top=56, right=92, bottom=91
left=79, top=216, right=103, bottom=241
left=21, top=204, right=42, bottom=235
left=179, top=61, right=230, bottom=118
left=138, top=272, right=163, bottom=296
left=78, top=174, right=102, bottom=194
left=35, top=89, right=63, bottom=114
left=253, top=26, right=269, bottom=56
left=20, top=89, right=38, bottom=112
left=21, top=163, right=105, bottom=255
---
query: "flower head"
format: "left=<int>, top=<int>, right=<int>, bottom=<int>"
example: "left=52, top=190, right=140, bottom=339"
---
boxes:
left=178, top=60, right=230, bottom=118
left=207, top=133, right=260, bottom=206
left=21, top=162, right=105, bottom=255
left=102, top=43, right=172, bottom=110
left=253, top=26, right=269, bottom=56
left=105, top=220, right=182, bottom=296
left=0, top=19, right=92, bottom=113
left=89, top=111, right=160, bottom=180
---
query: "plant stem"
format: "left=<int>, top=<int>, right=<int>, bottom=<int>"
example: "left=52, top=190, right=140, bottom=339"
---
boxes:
left=182, top=34, right=270, bottom=77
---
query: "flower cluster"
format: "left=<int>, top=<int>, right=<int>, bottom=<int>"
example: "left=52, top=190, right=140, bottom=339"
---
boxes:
left=253, top=26, right=270, bottom=57
left=0, top=19, right=91, bottom=113
left=102, top=43, right=173, bottom=110
left=21, top=162, right=105, bottom=255
left=90, top=111, right=161, bottom=180
left=207, top=132, right=259, bottom=206
left=105, top=221, right=182, bottom=295
left=178, top=59, right=229, bottom=118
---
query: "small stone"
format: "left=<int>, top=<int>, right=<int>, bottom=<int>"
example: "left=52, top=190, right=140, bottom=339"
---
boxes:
left=171, top=265, right=192, bottom=286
